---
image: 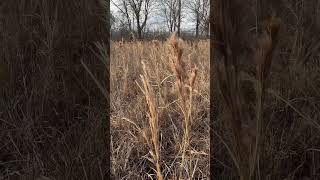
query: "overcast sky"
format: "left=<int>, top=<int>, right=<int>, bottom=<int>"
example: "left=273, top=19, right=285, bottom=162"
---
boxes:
left=110, top=1, right=195, bottom=32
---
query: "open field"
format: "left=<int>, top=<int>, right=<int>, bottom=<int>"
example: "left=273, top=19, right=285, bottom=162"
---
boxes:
left=111, top=38, right=210, bottom=179
left=111, top=31, right=320, bottom=179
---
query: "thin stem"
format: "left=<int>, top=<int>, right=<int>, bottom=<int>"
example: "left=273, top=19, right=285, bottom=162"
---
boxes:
left=251, top=81, right=263, bottom=180
left=180, top=86, right=193, bottom=179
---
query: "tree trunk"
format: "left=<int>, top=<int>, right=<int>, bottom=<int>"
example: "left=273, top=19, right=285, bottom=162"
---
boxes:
left=195, top=23, right=199, bottom=38
left=177, top=0, right=181, bottom=35
left=137, top=27, right=143, bottom=39
left=135, top=11, right=143, bottom=39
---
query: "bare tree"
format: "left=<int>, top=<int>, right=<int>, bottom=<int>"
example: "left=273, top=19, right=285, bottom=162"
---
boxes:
left=159, top=0, right=183, bottom=35
left=186, top=0, right=209, bottom=37
left=112, top=0, right=152, bottom=39
left=110, top=12, right=116, bottom=30
left=129, top=0, right=152, bottom=39
left=160, top=0, right=174, bottom=32
left=111, top=0, right=133, bottom=33
left=177, top=0, right=182, bottom=35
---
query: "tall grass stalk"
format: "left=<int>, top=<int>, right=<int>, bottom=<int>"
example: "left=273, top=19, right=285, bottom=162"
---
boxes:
left=168, top=33, right=198, bottom=179
left=251, top=17, right=280, bottom=179
left=139, top=62, right=164, bottom=180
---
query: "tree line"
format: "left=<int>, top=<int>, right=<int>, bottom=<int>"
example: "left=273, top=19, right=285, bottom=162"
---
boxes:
left=111, top=0, right=210, bottom=40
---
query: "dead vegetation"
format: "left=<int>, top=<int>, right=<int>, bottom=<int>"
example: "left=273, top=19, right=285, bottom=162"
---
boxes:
left=111, top=37, right=209, bottom=179
left=212, top=0, right=320, bottom=179
left=0, top=0, right=109, bottom=179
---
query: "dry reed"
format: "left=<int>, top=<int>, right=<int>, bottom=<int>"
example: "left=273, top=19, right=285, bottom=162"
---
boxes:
left=138, top=62, right=164, bottom=180
left=168, top=32, right=198, bottom=179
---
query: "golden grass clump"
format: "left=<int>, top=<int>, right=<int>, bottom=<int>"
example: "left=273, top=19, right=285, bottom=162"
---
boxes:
left=168, top=32, right=198, bottom=178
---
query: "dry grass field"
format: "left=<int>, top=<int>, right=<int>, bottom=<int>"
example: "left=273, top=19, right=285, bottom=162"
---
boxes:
left=111, top=36, right=210, bottom=179
left=110, top=22, right=320, bottom=180
left=0, top=1, right=109, bottom=179
left=1, top=1, right=319, bottom=179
